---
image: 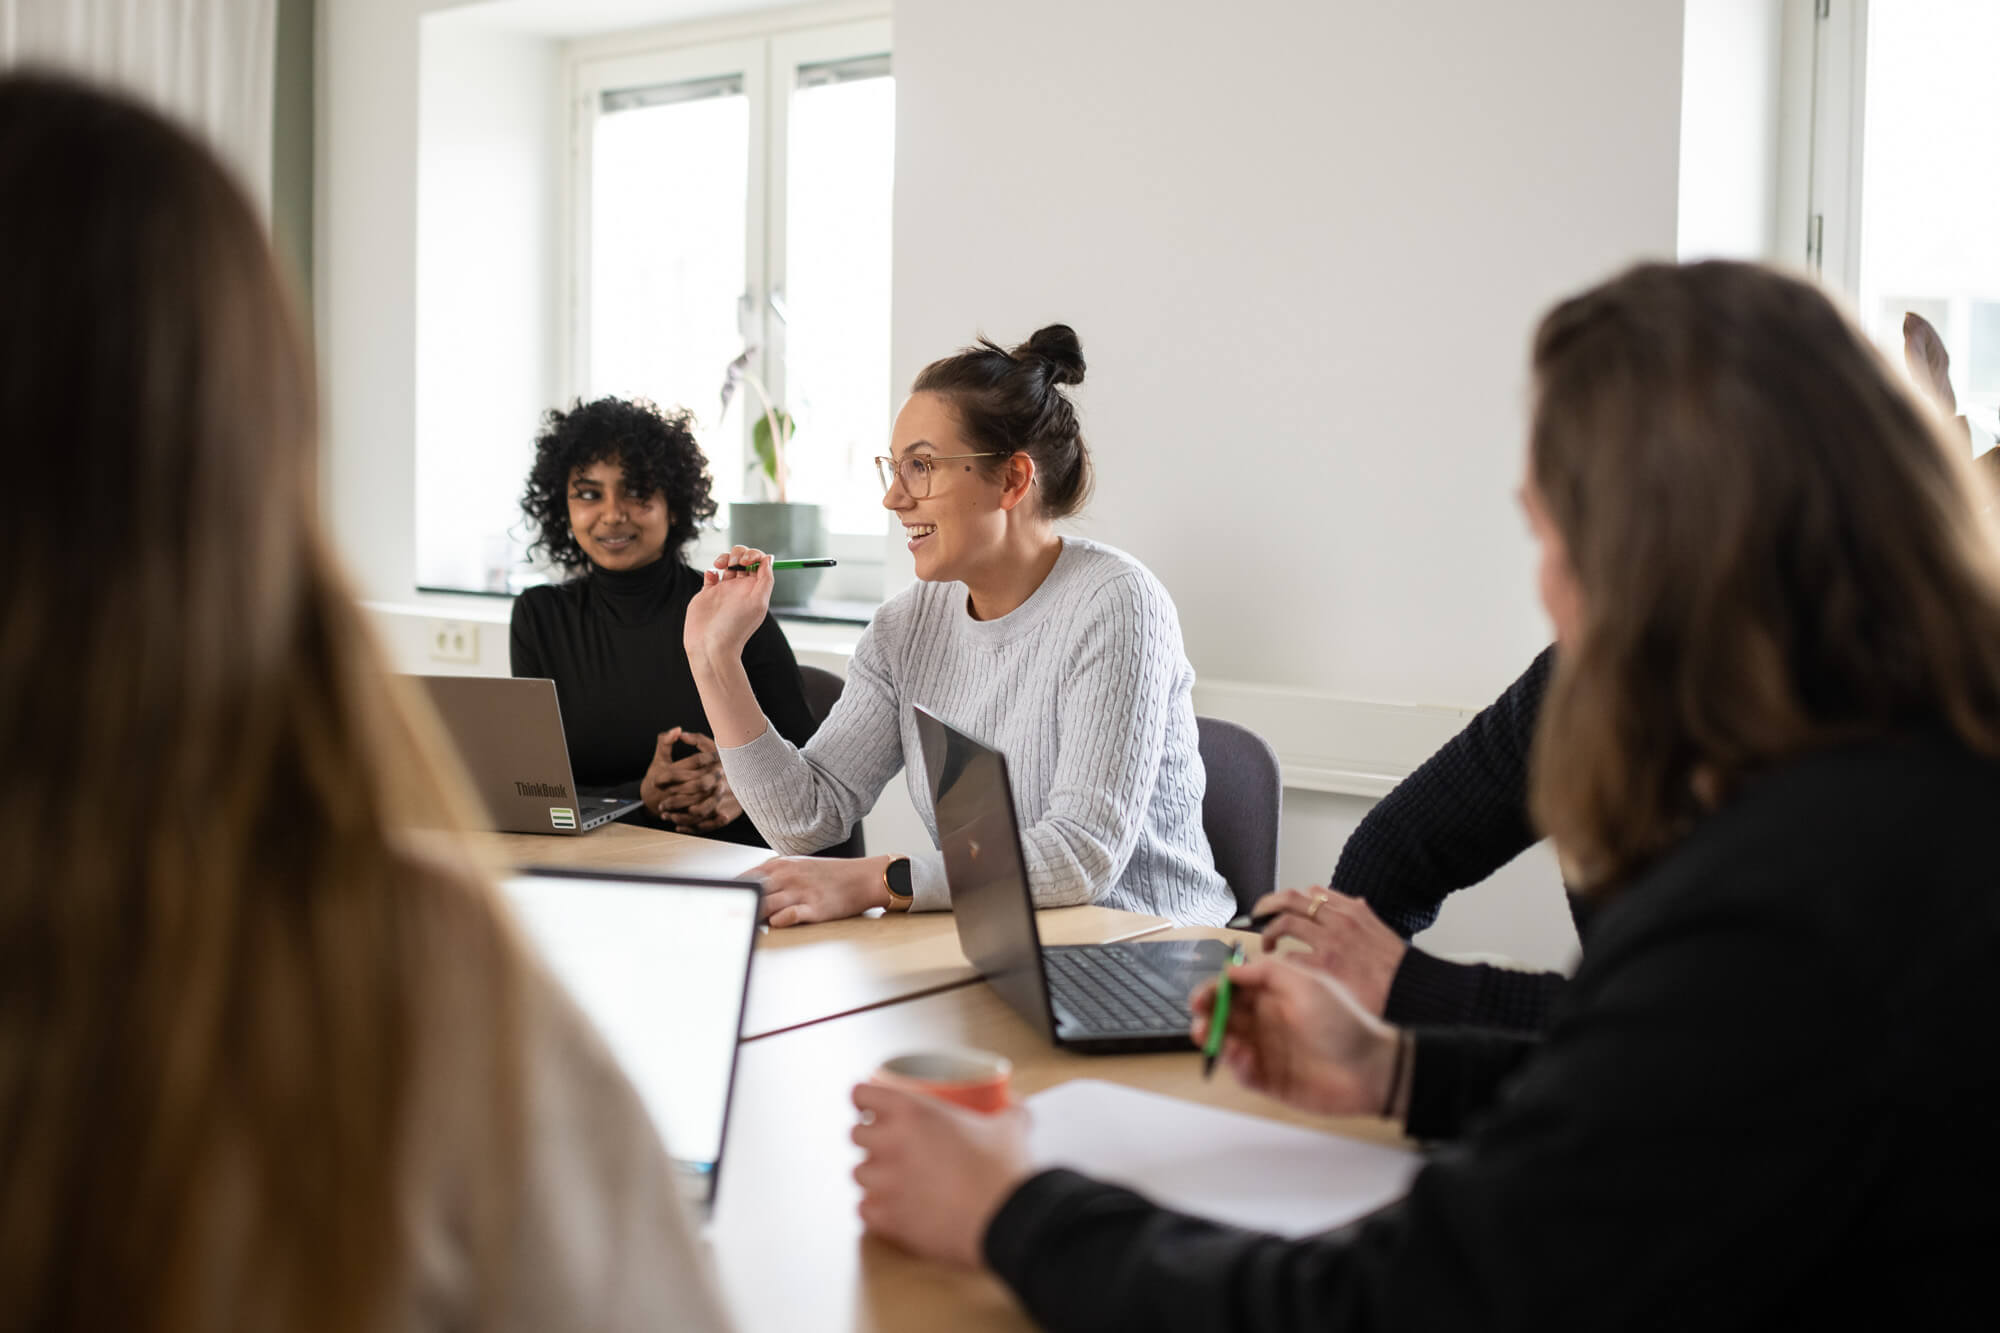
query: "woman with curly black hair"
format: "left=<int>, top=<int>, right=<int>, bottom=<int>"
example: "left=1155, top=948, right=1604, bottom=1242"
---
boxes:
left=510, top=396, right=816, bottom=847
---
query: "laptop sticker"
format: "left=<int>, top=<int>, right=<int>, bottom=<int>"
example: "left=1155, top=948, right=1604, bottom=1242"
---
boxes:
left=550, top=807, right=577, bottom=829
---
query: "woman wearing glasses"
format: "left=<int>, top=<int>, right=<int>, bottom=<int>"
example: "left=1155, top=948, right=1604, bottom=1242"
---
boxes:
left=684, top=325, right=1233, bottom=927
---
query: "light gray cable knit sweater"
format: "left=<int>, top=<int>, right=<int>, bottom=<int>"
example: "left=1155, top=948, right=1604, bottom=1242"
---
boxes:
left=720, top=538, right=1234, bottom=926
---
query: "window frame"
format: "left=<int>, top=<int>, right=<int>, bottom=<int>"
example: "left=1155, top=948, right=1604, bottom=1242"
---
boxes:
left=562, top=14, right=894, bottom=557
left=1776, top=0, right=1869, bottom=294
left=1780, top=0, right=2000, bottom=446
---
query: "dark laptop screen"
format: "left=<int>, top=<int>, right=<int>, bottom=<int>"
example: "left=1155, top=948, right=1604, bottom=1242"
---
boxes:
left=917, top=706, right=1056, bottom=1040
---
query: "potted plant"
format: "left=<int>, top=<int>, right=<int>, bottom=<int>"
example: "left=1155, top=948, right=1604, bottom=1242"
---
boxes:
left=719, top=348, right=828, bottom=608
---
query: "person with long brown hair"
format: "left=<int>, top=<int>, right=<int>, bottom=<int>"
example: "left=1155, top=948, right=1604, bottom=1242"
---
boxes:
left=0, top=72, right=730, bottom=1331
left=848, top=260, right=2000, bottom=1327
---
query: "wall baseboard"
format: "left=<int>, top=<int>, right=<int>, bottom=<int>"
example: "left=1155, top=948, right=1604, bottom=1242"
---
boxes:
left=1190, top=680, right=1469, bottom=798
left=367, top=601, right=1464, bottom=799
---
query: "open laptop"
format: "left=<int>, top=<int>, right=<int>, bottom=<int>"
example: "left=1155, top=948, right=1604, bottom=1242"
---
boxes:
left=501, top=867, right=760, bottom=1216
left=915, top=705, right=1234, bottom=1054
left=413, top=675, right=643, bottom=834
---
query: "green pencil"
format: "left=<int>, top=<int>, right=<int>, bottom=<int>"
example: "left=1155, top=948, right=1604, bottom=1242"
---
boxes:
left=725, top=557, right=839, bottom=572
left=1201, top=943, right=1247, bottom=1080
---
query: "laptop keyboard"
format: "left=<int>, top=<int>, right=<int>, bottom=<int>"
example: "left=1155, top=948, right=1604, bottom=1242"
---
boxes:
left=1042, top=947, right=1192, bottom=1034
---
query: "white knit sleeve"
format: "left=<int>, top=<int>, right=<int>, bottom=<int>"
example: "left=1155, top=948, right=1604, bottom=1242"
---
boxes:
left=717, top=601, right=907, bottom=855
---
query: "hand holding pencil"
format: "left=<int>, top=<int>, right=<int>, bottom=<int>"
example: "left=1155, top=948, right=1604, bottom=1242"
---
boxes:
left=687, top=545, right=783, bottom=663
left=1189, top=951, right=1409, bottom=1120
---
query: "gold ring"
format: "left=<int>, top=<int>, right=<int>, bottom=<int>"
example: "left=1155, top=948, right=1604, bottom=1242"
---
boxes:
left=1306, top=894, right=1328, bottom=921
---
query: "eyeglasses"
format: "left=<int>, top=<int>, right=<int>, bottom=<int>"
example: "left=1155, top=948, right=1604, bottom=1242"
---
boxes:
left=872, top=452, right=1011, bottom=499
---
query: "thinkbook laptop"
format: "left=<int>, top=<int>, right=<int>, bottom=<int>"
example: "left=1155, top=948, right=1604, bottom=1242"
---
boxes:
left=915, top=705, right=1233, bottom=1054
left=502, top=868, right=760, bottom=1215
left=413, top=675, right=643, bottom=834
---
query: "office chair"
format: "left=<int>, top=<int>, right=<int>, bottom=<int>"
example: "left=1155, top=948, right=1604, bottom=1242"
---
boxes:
left=797, top=664, right=867, bottom=858
left=1195, top=716, right=1281, bottom=917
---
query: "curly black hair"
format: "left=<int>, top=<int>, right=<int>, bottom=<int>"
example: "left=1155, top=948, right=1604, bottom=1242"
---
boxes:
left=520, top=396, right=718, bottom=574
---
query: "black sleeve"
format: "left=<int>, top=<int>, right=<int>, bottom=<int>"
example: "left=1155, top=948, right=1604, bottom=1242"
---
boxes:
left=1332, top=648, right=1553, bottom=937
left=1382, top=947, right=1566, bottom=1035
left=740, top=613, right=818, bottom=748
left=509, top=595, right=547, bottom=679
left=1400, top=1029, right=1539, bottom=1141
left=983, top=876, right=1875, bottom=1332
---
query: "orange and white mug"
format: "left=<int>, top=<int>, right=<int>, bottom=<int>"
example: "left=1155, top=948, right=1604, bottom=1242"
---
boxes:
left=871, top=1048, right=1014, bottom=1113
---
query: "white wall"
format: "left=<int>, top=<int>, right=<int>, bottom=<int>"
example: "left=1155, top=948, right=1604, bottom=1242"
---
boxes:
left=890, top=0, right=1684, bottom=708
left=320, top=0, right=466, bottom=602
left=415, top=13, right=564, bottom=590
left=1678, top=0, right=1784, bottom=262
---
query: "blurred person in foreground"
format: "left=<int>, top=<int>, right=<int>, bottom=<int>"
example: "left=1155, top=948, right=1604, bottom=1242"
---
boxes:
left=0, top=72, right=730, bottom=1332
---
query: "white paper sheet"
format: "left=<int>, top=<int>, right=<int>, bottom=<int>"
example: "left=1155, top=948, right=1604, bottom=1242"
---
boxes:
left=1025, top=1079, right=1420, bottom=1238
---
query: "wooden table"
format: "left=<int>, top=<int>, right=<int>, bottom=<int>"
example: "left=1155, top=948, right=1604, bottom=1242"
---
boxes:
left=744, top=906, right=1169, bottom=1039
left=709, top=928, right=1408, bottom=1333
left=469, top=826, right=1174, bottom=1038
left=469, top=822, right=771, bottom=879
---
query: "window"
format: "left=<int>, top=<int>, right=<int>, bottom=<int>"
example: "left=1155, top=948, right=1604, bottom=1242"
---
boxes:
left=1793, top=0, right=2000, bottom=449
left=572, top=21, right=896, bottom=541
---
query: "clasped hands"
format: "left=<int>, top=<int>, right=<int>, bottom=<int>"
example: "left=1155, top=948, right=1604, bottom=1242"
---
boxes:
left=850, top=946, right=1406, bottom=1269
left=639, top=727, right=741, bottom=831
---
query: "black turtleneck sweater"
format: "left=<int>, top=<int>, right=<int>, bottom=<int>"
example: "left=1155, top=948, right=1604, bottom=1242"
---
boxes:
left=508, top=558, right=817, bottom=848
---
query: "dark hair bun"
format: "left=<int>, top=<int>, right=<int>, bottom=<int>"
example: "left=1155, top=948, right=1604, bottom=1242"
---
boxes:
left=912, top=324, right=1094, bottom=519
left=1018, top=324, right=1085, bottom=387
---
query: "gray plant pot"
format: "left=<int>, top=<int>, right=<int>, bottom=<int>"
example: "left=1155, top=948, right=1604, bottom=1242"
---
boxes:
left=728, top=501, right=828, bottom=608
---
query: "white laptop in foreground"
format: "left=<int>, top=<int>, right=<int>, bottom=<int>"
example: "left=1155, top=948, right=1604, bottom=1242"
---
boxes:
left=502, top=867, right=760, bottom=1217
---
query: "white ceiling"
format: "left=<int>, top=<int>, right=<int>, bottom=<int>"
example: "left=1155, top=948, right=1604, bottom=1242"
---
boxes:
left=452, top=0, right=795, bottom=39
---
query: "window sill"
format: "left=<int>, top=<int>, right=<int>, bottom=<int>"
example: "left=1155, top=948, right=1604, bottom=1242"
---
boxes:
left=771, top=598, right=873, bottom=627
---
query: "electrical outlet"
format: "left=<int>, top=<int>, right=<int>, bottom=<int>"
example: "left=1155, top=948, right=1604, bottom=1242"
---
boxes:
left=426, top=619, right=480, bottom=664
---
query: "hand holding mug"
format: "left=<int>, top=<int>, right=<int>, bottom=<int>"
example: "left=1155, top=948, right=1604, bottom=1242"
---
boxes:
left=851, top=1049, right=1029, bottom=1267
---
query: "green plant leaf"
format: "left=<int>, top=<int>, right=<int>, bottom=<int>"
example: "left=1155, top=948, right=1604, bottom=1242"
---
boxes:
left=751, top=409, right=794, bottom=483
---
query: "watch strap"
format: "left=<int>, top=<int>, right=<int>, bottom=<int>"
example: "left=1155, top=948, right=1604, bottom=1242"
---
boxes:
left=882, top=856, right=914, bottom=912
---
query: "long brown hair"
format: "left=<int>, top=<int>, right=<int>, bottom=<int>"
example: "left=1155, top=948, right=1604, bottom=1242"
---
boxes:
left=0, top=73, right=519, bottom=1329
left=1527, top=261, right=2000, bottom=890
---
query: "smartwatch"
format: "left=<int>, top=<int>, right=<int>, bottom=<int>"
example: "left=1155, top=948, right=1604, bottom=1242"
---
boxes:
left=882, top=856, right=914, bottom=912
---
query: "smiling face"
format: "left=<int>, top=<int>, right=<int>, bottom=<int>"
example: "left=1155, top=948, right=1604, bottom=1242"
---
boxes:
left=567, top=457, right=671, bottom=572
left=881, top=392, right=1012, bottom=583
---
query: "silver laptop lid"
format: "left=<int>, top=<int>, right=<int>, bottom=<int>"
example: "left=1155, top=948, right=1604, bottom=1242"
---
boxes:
left=502, top=868, right=760, bottom=1213
left=413, top=675, right=606, bottom=834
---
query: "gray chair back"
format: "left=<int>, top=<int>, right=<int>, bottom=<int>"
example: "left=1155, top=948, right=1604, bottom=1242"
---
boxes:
left=797, top=664, right=867, bottom=858
left=1196, top=716, right=1281, bottom=916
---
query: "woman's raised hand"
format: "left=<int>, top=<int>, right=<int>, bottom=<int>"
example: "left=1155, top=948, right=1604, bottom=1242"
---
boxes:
left=684, top=545, right=777, bottom=669
left=1190, top=953, right=1404, bottom=1119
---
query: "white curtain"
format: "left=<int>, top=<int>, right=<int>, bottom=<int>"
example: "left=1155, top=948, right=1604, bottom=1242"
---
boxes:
left=0, top=0, right=278, bottom=212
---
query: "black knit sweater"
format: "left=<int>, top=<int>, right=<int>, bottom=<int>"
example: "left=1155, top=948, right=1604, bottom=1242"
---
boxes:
left=985, top=730, right=2000, bottom=1330
left=508, top=557, right=817, bottom=847
left=1331, top=647, right=1578, bottom=1034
